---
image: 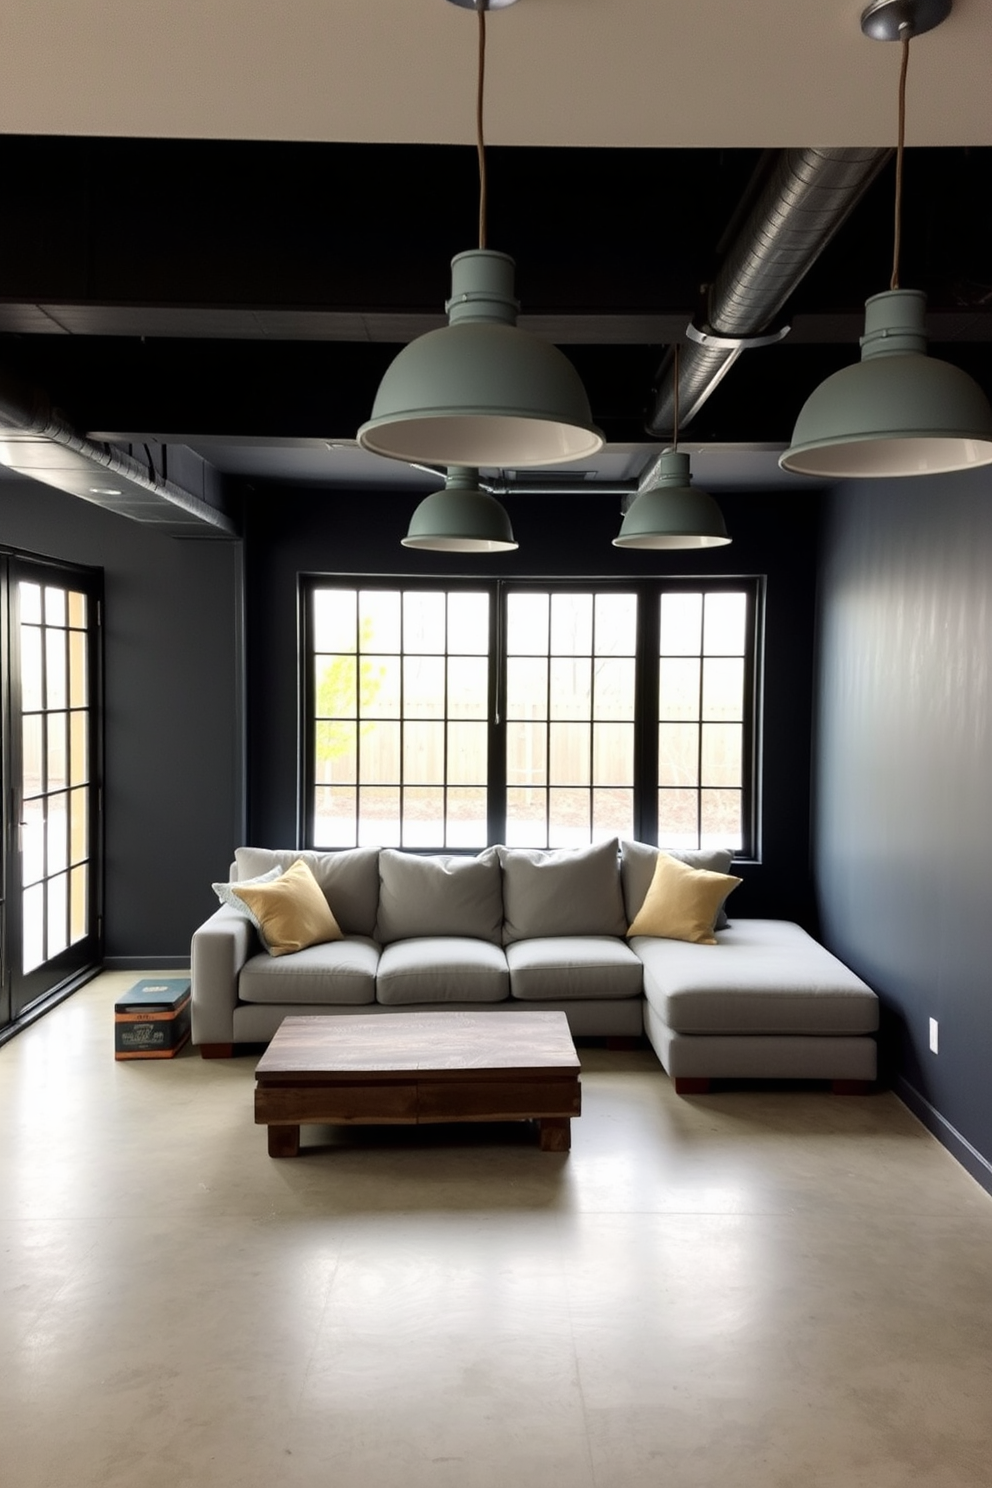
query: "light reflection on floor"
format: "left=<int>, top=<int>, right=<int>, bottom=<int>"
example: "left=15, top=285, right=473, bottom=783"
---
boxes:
left=2, top=970, right=992, bottom=1487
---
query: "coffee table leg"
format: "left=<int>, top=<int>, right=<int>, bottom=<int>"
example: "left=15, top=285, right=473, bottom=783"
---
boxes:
left=538, top=1117, right=571, bottom=1152
left=267, top=1123, right=300, bottom=1158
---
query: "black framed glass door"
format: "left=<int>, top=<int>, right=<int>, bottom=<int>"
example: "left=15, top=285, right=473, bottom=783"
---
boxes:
left=1, top=556, right=102, bottom=1028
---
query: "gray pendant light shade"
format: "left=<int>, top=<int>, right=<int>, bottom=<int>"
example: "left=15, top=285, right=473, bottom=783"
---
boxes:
left=359, top=250, right=604, bottom=468
left=781, top=290, right=992, bottom=477
left=612, top=451, right=731, bottom=549
left=401, top=466, right=518, bottom=552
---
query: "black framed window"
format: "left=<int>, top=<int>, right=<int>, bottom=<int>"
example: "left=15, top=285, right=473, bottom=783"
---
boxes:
left=302, top=576, right=760, bottom=857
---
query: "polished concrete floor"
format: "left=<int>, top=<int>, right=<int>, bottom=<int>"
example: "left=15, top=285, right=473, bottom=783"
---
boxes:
left=3, top=972, right=992, bottom=1487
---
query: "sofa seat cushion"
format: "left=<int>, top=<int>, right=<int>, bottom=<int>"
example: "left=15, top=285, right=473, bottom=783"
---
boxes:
left=238, top=936, right=379, bottom=1006
left=631, top=919, right=879, bottom=1036
left=376, top=937, right=509, bottom=1006
left=506, top=936, right=644, bottom=1001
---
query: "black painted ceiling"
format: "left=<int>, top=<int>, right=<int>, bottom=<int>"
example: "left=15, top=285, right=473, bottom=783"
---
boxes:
left=0, top=135, right=990, bottom=462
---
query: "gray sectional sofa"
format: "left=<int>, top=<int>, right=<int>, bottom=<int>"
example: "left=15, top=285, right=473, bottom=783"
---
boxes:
left=190, top=838, right=880, bottom=1091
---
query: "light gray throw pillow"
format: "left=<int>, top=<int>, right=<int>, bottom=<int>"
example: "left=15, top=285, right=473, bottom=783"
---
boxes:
left=234, top=846, right=381, bottom=937
left=620, top=839, right=737, bottom=931
left=498, top=838, right=626, bottom=944
left=374, top=848, right=503, bottom=945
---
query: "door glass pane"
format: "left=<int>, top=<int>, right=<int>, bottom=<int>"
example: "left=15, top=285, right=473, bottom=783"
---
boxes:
left=70, top=787, right=88, bottom=864
left=47, top=714, right=67, bottom=792
left=69, top=632, right=87, bottom=708
left=22, top=883, right=44, bottom=974
left=20, top=582, right=42, bottom=624
left=22, top=799, right=45, bottom=885
left=70, top=711, right=89, bottom=785
left=20, top=626, right=43, bottom=712
left=47, top=874, right=68, bottom=960
left=70, top=865, right=88, bottom=943
left=44, top=587, right=66, bottom=626
left=22, top=715, right=43, bottom=796
left=45, top=630, right=66, bottom=710
left=47, top=793, right=68, bottom=875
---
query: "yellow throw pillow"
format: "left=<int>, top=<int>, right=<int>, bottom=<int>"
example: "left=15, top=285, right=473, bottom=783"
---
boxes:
left=625, top=851, right=742, bottom=945
left=231, top=858, right=342, bottom=956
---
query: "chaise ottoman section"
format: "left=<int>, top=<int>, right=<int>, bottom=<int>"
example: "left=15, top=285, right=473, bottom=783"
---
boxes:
left=507, top=936, right=643, bottom=1001
left=632, top=918, right=879, bottom=1087
left=376, top=936, right=509, bottom=1005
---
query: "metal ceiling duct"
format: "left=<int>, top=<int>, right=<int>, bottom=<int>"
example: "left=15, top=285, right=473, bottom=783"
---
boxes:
left=644, top=147, right=891, bottom=448
left=0, top=373, right=237, bottom=538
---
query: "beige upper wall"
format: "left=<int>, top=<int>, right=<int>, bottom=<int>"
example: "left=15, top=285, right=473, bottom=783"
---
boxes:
left=0, top=0, right=988, bottom=148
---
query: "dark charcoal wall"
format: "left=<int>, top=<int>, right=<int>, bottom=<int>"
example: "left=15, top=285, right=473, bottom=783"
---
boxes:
left=814, top=468, right=992, bottom=1186
left=244, top=483, right=822, bottom=923
left=0, top=478, right=243, bottom=960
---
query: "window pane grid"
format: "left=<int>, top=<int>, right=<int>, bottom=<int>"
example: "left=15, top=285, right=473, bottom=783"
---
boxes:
left=312, top=587, right=489, bottom=848
left=306, top=580, right=756, bottom=856
left=505, top=590, right=637, bottom=850
left=658, top=590, right=748, bottom=853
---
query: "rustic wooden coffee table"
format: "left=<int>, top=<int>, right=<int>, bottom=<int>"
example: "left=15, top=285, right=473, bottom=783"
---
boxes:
left=254, top=1010, right=581, bottom=1157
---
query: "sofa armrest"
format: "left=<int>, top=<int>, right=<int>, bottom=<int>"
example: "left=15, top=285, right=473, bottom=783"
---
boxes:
left=191, top=906, right=256, bottom=1046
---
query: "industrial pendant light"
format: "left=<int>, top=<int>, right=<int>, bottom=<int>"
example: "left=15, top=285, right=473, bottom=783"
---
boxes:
left=357, top=0, right=603, bottom=469
left=781, top=0, right=992, bottom=478
left=401, top=466, right=518, bottom=551
left=613, top=347, right=731, bottom=549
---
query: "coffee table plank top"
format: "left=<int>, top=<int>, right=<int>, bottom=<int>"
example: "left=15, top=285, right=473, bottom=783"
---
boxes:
left=255, top=1011, right=580, bottom=1081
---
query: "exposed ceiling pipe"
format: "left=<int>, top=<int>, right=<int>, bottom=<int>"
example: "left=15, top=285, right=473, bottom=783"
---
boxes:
left=643, top=147, right=891, bottom=460
left=0, top=372, right=238, bottom=538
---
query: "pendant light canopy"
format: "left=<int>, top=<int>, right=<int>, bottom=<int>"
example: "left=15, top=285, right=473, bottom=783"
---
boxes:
left=401, top=466, right=518, bottom=552
left=358, top=0, right=602, bottom=470
left=781, top=0, right=992, bottom=479
left=613, top=451, right=730, bottom=550
left=360, top=250, right=603, bottom=468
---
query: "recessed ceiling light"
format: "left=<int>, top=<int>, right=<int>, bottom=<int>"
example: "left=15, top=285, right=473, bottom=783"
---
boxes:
left=88, top=486, right=123, bottom=496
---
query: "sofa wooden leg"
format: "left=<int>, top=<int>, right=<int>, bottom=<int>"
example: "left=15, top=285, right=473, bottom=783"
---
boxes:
left=199, top=1043, right=235, bottom=1059
left=674, top=1077, right=711, bottom=1095
left=831, top=1079, right=874, bottom=1095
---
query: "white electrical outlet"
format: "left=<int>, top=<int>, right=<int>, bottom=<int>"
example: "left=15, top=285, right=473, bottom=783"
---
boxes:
left=929, top=1017, right=939, bottom=1054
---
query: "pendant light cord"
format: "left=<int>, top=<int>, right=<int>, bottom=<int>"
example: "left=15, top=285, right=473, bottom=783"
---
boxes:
left=477, top=2, right=487, bottom=250
left=890, top=32, right=910, bottom=292
left=672, top=342, right=680, bottom=450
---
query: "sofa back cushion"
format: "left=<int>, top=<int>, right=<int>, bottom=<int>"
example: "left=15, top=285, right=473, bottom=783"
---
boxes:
left=374, top=848, right=503, bottom=945
left=498, top=839, right=626, bottom=944
left=620, top=840, right=737, bottom=931
left=234, top=846, right=380, bottom=937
